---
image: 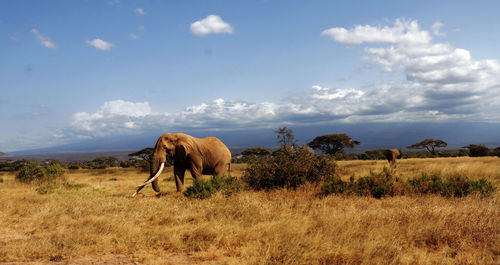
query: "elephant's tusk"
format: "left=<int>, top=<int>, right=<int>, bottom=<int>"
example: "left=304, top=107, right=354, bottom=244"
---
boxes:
left=139, top=162, right=165, bottom=187
left=131, top=162, right=165, bottom=197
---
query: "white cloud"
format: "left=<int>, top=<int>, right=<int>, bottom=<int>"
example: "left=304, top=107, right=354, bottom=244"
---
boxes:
left=321, top=18, right=500, bottom=121
left=431, top=21, right=446, bottom=36
left=129, top=33, right=138, bottom=40
left=134, top=8, right=145, bottom=15
left=31, top=29, right=57, bottom=49
left=63, top=71, right=500, bottom=139
left=86, top=38, right=115, bottom=51
left=59, top=19, right=500, bottom=139
left=138, top=25, right=145, bottom=31
left=190, top=15, right=234, bottom=36
left=321, top=19, right=431, bottom=45
left=70, top=100, right=152, bottom=137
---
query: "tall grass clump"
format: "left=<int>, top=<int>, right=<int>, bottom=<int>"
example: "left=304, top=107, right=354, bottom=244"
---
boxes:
left=322, top=169, right=496, bottom=198
left=184, top=175, right=242, bottom=199
left=407, top=174, right=496, bottom=197
left=322, top=167, right=404, bottom=198
left=16, top=161, right=67, bottom=184
left=243, top=146, right=336, bottom=190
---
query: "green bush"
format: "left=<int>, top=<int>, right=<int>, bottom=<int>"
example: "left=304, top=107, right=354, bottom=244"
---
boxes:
left=80, top=156, right=119, bottom=169
left=67, top=163, right=80, bottom=170
left=408, top=174, right=496, bottom=197
left=322, top=168, right=403, bottom=198
left=463, top=144, right=490, bottom=157
left=119, top=160, right=131, bottom=168
left=184, top=175, right=242, bottom=199
left=0, top=160, right=30, bottom=172
left=321, top=169, right=496, bottom=198
left=492, top=147, right=500, bottom=157
left=132, top=159, right=150, bottom=172
left=243, top=146, right=336, bottom=190
left=16, top=161, right=46, bottom=183
left=16, top=161, right=67, bottom=184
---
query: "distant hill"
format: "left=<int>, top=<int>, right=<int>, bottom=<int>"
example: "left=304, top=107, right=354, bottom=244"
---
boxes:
left=6, top=150, right=134, bottom=163
left=0, top=152, right=12, bottom=158
left=7, top=122, right=500, bottom=156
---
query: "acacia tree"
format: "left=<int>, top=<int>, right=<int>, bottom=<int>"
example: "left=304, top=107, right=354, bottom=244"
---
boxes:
left=307, top=134, right=360, bottom=156
left=407, top=139, right=447, bottom=155
left=275, top=127, right=298, bottom=154
left=241, top=147, right=272, bottom=157
left=128, top=147, right=154, bottom=162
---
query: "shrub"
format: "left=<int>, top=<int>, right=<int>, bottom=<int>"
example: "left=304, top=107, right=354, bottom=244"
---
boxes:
left=184, top=175, right=242, bottom=199
left=68, top=164, right=80, bottom=170
left=463, top=144, right=489, bottom=157
left=0, top=177, right=3, bottom=183
left=16, top=161, right=67, bottom=184
left=133, top=159, right=150, bottom=172
left=0, top=160, right=30, bottom=172
left=492, top=147, right=500, bottom=157
left=408, top=174, right=496, bottom=197
left=322, top=168, right=403, bottom=198
left=321, top=169, right=496, bottom=198
left=16, top=161, right=46, bottom=183
left=243, top=146, right=336, bottom=190
left=119, top=160, right=131, bottom=168
left=80, top=156, right=119, bottom=169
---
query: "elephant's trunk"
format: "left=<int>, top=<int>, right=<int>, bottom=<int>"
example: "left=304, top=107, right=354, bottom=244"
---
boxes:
left=131, top=162, right=165, bottom=197
left=150, top=149, right=167, bottom=192
left=131, top=137, right=168, bottom=197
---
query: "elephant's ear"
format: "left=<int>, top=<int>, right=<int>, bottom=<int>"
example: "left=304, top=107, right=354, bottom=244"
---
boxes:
left=176, top=139, right=194, bottom=158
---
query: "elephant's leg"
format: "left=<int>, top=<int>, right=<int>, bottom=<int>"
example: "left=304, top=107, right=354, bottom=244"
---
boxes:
left=214, top=163, right=229, bottom=177
left=188, top=158, right=203, bottom=180
left=189, top=163, right=203, bottom=180
left=174, top=167, right=186, bottom=192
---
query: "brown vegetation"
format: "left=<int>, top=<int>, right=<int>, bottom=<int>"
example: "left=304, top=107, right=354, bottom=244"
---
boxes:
left=0, top=158, right=499, bottom=264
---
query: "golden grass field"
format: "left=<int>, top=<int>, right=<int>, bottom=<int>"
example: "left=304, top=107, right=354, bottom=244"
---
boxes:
left=0, top=157, right=499, bottom=264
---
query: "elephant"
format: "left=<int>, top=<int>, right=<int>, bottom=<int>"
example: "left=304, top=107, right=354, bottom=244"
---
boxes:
left=132, top=133, right=231, bottom=197
left=383, top=149, right=402, bottom=168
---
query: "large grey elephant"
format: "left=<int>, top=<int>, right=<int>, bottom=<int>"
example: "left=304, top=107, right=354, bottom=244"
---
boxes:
left=132, top=133, right=231, bottom=197
left=383, top=149, right=402, bottom=168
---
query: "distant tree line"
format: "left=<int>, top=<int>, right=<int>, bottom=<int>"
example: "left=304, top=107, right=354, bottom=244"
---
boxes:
left=1, top=132, right=500, bottom=174
left=233, top=135, right=500, bottom=163
left=0, top=148, right=171, bottom=173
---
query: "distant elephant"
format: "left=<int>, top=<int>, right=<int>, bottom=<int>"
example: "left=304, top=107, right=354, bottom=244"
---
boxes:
left=132, top=133, right=231, bottom=197
left=383, top=149, right=402, bottom=168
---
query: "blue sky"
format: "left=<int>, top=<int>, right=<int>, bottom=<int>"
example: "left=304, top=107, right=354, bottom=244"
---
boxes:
left=1, top=0, right=500, bottom=152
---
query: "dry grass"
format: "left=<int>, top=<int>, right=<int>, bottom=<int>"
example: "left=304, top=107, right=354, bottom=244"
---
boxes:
left=0, top=158, right=499, bottom=264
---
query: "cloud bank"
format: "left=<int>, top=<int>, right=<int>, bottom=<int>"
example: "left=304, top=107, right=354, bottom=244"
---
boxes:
left=63, top=19, right=500, bottom=139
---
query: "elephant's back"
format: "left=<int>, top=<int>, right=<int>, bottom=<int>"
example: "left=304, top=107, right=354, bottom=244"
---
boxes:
left=199, top=137, right=231, bottom=160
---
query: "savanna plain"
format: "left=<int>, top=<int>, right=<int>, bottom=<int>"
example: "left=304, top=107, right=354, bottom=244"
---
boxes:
left=0, top=157, right=499, bottom=264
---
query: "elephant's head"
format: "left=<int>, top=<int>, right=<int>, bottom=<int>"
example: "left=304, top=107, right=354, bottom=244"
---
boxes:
left=132, top=133, right=193, bottom=197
